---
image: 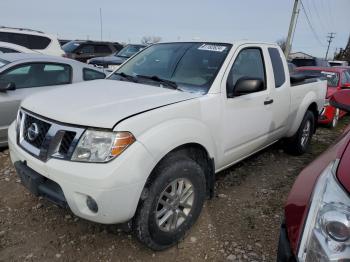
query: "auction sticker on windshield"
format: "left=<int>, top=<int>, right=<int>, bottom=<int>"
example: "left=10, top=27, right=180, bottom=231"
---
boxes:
left=198, top=44, right=227, bottom=52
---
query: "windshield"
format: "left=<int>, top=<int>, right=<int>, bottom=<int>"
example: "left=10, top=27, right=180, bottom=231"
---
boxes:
left=299, top=69, right=340, bottom=87
left=0, top=58, right=9, bottom=68
left=62, top=41, right=80, bottom=53
left=116, top=45, right=145, bottom=58
left=108, top=42, right=232, bottom=94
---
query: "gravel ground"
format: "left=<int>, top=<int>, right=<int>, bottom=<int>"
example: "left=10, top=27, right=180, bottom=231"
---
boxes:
left=1, top=117, right=349, bottom=262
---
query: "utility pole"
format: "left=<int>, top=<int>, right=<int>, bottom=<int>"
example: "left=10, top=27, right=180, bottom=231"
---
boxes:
left=325, top=32, right=336, bottom=60
left=99, top=8, right=103, bottom=41
left=285, top=0, right=300, bottom=58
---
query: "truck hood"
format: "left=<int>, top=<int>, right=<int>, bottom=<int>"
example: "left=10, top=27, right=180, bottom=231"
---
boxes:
left=21, top=79, right=201, bottom=128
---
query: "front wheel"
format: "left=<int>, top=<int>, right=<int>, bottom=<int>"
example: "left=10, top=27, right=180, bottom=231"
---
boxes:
left=133, top=155, right=206, bottom=250
left=285, top=110, right=315, bottom=156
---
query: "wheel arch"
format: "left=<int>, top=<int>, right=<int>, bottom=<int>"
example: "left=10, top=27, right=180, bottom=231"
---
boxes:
left=144, top=143, right=215, bottom=199
left=307, top=102, right=318, bottom=133
left=286, top=99, right=319, bottom=137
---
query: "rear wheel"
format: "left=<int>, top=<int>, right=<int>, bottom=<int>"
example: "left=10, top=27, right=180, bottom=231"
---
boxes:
left=285, top=110, right=315, bottom=155
left=133, top=155, right=206, bottom=250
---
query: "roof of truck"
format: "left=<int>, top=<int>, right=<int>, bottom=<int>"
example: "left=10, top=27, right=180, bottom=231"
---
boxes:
left=156, top=40, right=280, bottom=46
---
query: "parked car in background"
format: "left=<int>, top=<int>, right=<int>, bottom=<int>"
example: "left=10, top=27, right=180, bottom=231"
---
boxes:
left=291, top=57, right=330, bottom=67
left=0, top=53, right=106, bottom=147
left=296, top=66, right=350, bottom=128
left=278, top=89, right=350, bottom=262
left=62, top=40, right=123, bottom=63
left=87, top=44, right=146, bottom=70
left=329, top=60, right=349, bottom=67
left=58, top=39, right=72, bottom=46
left=0, top=41, right=38, bottom=54
left=0, top=26, right=65, bottom=56
left=8, top=41, right=326, bottom=250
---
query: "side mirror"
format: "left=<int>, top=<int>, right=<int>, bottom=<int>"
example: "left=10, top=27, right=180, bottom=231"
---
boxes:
left=229, top=77, right=264, bottom=97
left=329, top=89, right=350, bottom=113
left=0, top=81, right=16, bottom=93
left=342, top=83, right=350, bottom=89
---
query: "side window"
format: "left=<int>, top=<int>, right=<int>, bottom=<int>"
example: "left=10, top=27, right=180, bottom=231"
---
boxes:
left=226, top=48, right=266, bottom=97
left=0, top=47, right=19, bottom=53
left=346, top=71, right=350, bottom=83
left=0, top=32, right=50, bottom=50
left=341, top=72, right=348, bottom=85
left=78, top=45, right=94, bottom=54
left=268, top=48, right=286, bottom=88
left=83, top=68, right=106, bottom=81
left=27, top=35, right=51, bottom=49
left=0, top=63, right=71, bottom=89
left=95, top=45, right=111, bottom=53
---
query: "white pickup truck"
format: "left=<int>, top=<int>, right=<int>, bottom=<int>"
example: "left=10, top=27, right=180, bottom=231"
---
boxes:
left=8, top=41, right=326, bottom=250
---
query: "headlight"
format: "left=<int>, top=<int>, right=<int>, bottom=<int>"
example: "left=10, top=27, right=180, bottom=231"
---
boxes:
left=298, top=160, right=350, bottom=261
left=71, top=130, right=135, bottom=163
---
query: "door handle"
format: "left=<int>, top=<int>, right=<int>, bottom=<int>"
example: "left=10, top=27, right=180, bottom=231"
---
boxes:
left=264, top=99, right=274, bottom=105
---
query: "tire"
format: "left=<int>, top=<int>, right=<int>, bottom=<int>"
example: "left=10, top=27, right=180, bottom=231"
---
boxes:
left=133, top=155, right=206, bottom=250
left=285, top=110, right=315, bottom=156
left=328, top=108, right=339, bottom=129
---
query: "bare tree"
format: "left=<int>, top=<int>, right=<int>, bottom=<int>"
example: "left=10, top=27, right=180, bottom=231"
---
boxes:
left=276, top=38, right=287, bottom=52
left=141, top=36, right=162, bottom=45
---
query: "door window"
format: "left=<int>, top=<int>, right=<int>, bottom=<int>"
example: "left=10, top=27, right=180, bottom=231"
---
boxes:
left=95, top=45, right=111, bottom=53
left=341, top=71, right=350, bottom=86
left=83, top=68, right=106, bottom=81
left=268, top=48, right=286, bottom=88
left=78, top=45, right=94, bottom=54
left=0, top=63, right=72, bottom=89
left=227, top=48, right=266, bottom=97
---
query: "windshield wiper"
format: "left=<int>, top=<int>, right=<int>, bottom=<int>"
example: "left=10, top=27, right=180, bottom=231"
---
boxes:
left=136, top=75, right=180, bottom=91
left=114, top=72, right=137, bottom=83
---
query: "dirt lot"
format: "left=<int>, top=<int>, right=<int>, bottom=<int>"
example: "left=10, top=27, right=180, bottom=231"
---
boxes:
left=1, top=117, right=349, bottom=262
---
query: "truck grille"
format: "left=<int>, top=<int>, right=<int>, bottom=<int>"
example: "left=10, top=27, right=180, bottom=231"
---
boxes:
left=23, top=114, right=52, bottom=148
left=17, top=109, right=85, bottom=162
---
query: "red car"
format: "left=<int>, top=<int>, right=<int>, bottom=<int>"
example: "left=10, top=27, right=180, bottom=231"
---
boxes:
left=296, top=67, right=350, bottom=128
left=278, top=90, right=350, bottom=261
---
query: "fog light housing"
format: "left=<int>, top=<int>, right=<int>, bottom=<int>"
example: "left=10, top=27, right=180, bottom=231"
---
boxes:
left=86, top=196, right=98, bottom=213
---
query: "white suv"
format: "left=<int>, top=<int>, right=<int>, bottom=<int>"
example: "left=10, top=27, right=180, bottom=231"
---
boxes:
left=0, top=27, right=64, bottom=56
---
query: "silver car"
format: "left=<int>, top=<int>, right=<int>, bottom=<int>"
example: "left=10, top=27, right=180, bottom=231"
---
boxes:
left=0, top=53, right=106, bottom=147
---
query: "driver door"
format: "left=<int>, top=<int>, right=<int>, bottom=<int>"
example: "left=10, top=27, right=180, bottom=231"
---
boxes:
left=220, top=46, right=274, bottom=167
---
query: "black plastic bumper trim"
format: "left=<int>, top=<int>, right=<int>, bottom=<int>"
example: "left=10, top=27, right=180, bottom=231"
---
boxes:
left=14, top=161, right=68, bottom=208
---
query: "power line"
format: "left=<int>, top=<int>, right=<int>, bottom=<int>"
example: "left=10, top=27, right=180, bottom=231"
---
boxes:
left=325, top=0, right=335, bottom=31
left=300, top=0, right=326, bottom=47
left=325, top=32, right=336, bottom=59
left=310, top=0, right=326, bottom=31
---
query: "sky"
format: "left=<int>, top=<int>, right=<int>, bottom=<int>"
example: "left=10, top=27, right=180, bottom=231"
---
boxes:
left=1, top=0, right=349, bottom=58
